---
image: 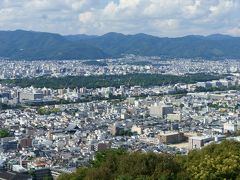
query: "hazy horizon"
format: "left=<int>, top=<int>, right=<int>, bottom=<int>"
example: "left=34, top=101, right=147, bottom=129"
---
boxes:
left=1, top=29, right=240, bottom=38
left=0, top=0, right=240, bottom=37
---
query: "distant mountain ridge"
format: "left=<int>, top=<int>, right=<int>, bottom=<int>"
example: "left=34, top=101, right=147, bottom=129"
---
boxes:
left=0, top=30, right=107, bottom=60
left=0, top=30, right=240, bottom=60
left=65, top=34, right=98, bottom=41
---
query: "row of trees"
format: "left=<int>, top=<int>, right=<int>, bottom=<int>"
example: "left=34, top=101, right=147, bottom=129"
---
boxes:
left=0, top=73, right=221, bottom=89
left=58, top=141, right=240, bottom=180
left=195, top=85, right=240, bottom=92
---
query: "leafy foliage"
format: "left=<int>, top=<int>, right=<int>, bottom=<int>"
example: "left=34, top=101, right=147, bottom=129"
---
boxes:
left=58, top=141, right=240, bottom=180
left=58, top=149, right=183, bottom=180
left=185, top=141, right=240, bottom=179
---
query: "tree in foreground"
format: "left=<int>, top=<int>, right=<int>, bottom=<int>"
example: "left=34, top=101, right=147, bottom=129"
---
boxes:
left=58, top=141, right=240, bottom=180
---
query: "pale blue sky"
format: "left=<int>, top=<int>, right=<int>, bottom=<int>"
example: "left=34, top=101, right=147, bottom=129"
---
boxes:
left=0, top=0, right=239, bottom=37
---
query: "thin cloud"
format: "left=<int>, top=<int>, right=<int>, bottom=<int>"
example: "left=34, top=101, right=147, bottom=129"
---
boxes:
left=0, top=0, right=239, bottom=36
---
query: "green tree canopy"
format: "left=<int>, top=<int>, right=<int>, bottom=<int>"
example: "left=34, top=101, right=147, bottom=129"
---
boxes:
left=0, top=128, right=10, bottom=138
left=58, top=141, right=240, bottom=180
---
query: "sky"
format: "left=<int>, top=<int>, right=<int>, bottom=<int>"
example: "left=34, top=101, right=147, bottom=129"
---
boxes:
left=0, top=0, right=240, bottom=37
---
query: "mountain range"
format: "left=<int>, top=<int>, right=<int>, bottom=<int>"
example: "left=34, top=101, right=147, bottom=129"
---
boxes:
left=0, top=30, right=240, bottom=60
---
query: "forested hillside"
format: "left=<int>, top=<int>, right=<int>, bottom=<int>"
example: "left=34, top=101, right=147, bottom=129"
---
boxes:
left=1, top=30, right=240, bottom=60
left=58, top=141, right=240, bottom=180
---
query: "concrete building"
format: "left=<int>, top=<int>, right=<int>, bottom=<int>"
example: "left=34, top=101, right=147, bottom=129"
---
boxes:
left=167, top=113, right=182, bottom=121
left=196, top=82, right=212, bottom=88
left=19, top=91, right=44, bottom=102
left=158, top=132, right=185, bottom=144
left=149, top=104, right=173, bottom=118
left=188, top=136, right=213, bottom=150
left=91, top=142, right=111, bottom=151
left=223, top=122, right=238, bottom=133
left=19, top=138, right=32, bottom=149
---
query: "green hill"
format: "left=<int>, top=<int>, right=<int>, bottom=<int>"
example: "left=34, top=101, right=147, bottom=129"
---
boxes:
left=0, top=30, right=107, bottom=60
left=1, top=30, right=240, bottom=60
left=77, top=33, right=240, bottom=59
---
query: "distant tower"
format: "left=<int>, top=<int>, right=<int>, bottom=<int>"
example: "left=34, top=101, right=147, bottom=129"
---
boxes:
left=17, top=91, right=21, bottom=104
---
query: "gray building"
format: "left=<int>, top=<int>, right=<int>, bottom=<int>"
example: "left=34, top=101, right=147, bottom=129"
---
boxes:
left=188, top=136, right=213, bottom=150
left=149, top=104, right=173, bottom=118
left=19, top=92, right=44, bottom=102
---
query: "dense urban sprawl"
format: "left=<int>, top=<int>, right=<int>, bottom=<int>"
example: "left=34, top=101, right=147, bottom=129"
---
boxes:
left=1, top=56, right=240, bottom=179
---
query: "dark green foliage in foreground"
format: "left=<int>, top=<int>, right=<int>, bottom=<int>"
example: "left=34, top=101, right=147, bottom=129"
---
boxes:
left=58, top=149, right=183, bottom=180
left=58, top=141, right=240, bottom=180
left=0, top=73, right=221, bottom=89
left=185, top=141, right=240, bottom=179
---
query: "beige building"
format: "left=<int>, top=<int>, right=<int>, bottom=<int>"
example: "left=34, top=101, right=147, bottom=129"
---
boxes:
left=131, top=125, right=142, bottom=134
left=167, top=113, right=182, bottom=121
left=158, top=132, right=185, bottom=144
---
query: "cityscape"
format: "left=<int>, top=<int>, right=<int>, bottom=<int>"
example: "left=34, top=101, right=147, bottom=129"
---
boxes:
left=0, top=55, right=240, bottom=179
left=1, top=0, right=240, bottom=179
